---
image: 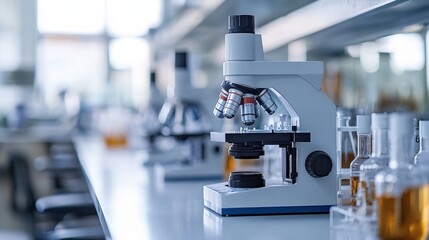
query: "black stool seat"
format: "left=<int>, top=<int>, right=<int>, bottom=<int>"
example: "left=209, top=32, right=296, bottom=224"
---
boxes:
left=35, top=193, right=96, bottom=216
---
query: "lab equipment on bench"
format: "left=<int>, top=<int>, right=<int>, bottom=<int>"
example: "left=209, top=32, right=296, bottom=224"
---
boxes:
left=204, top=15, right=336, bottom=216
left=153, top=51, right=223, bottom=181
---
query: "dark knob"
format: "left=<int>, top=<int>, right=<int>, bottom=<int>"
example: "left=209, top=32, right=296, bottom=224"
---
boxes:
left=305, top=151, right=332, bottom=178
left=150, top=71, right=156, bottom=85
left=228, top=171, right=265, bottom=188
left=175, top=51, right=187, bottom=69
left=228, top=15, right=255, bottom=34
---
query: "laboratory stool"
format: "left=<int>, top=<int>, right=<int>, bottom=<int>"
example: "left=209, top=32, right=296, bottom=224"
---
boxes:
left=47, top=215, right=105, bottom=240
left=35, top=193, right=96, bottom=220
left=33, top=153, right=87, bottom=193
left=9, top=151, right=104, bottom=240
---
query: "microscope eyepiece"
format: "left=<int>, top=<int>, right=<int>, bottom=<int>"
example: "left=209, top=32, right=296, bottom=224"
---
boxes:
left=228, top=15, right=255, bottom=34
left=223, top=88, right=243, bottom=118
left=255, top=89, right=277, bottom=115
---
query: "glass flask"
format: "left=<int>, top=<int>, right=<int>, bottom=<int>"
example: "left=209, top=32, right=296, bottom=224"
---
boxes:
left=349, top=115, right=371, bottom=206
left=358, top=113, right=389, bottom=209
left=415, top=121, right=429, bottom=168
left=337, top=108, right=356, bottom=169
left=375, top=113, right=429, bottom=240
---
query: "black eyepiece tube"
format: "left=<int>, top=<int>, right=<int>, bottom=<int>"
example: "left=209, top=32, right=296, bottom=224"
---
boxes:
left=228, top=15, right=255, bottom=34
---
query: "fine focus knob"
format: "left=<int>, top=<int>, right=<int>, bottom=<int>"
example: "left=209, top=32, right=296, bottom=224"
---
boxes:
left=228, top=15, right=255, bottom=34
left=305, top=151, right=332, bottom=178
left=228, top=171, right=265, bottom=188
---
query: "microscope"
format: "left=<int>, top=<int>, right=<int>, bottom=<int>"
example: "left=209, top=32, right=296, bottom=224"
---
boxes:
left=139, top=70, right=191, bottom=166
left=151, top=51, right=224, bottom=181
left=203, top=15, right=337, bottom=216
left=138, top=72, right=163, bottom=142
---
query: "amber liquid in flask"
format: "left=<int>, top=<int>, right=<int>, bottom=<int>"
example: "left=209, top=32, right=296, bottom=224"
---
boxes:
left=377, top=185, right=429, bottom=240
left=350, top=176, right=360, bottom=206
left=349, top=115, right=371, bottom=206
left=104, top=134, right=128, bottom=148
left=360, top=180, right=376, bottom=206
left=376, top=113, right=429, bottom=240
left=360, top=113, right=389, bottom=208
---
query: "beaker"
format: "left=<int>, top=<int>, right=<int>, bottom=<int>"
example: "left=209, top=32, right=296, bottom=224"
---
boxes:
left=99, top=107, right=131, bottom=148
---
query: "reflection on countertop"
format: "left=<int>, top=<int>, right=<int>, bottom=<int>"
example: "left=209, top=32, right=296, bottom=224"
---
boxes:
left=74, top=135, right=331, bottom=240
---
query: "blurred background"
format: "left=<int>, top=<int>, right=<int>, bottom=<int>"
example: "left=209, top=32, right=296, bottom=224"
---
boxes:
left=1, top=0, right=429, bottom=239
left=1, top=0, right=428, bottom=117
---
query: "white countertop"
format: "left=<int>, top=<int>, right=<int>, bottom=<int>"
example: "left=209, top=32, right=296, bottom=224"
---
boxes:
left=73, top=135, right=331, bottom=240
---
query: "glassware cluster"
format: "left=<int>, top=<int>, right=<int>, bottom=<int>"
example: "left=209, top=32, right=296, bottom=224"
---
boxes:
left=331, top=112, right=429, bottom=240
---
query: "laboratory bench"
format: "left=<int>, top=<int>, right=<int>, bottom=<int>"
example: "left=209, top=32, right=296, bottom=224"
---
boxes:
left=73, top=135, right=331, bottom=240
left=0, top=125, right=71, bottom=143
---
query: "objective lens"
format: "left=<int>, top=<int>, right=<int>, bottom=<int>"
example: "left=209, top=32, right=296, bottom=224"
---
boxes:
left=223, top=88, right=243, bottom=118
left=255, top=89, right=277, bottom=115
left=240, top=94, right=256, bottom=126
left=213, top=88, right=228, bottom=118
left=254, top=103, right=260, bottom=119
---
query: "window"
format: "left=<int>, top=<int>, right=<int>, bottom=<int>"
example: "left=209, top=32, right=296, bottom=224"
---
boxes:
left=37, top=0, right=105, bottom=35
left=36, top=0, right=163, bottom=106
left=106, top=0, right=162, bottom=37
left=0, top=0, right=21, bottom=70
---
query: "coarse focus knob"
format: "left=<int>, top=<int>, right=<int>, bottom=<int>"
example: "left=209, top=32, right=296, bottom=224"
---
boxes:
left=228, top=171, right=265, bottom=188
left=305, top=151, right=332, bottom=178
left=228, top=15, right=255, bottom=34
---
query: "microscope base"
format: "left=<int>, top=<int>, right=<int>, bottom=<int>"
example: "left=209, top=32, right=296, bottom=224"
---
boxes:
left=204, top=181, right=335, bottom=216
left=155, top=163, right=223, bottom=181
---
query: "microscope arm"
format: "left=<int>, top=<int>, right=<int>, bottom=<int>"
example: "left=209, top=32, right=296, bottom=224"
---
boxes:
left=224, top=61, right=323, bottom=91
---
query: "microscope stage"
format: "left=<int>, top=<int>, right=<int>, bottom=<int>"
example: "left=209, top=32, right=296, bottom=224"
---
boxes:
left=210, top=131, right=310, bottom=145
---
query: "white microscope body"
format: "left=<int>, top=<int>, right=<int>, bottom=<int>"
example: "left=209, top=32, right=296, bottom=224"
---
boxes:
left=203, top=15, right=336, bottom=215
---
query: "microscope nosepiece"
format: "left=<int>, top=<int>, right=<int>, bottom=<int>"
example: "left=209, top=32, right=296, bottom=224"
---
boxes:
left=213, top=88, right=228, bottom=118
left=223, top=88, right=243, bottom=118
left=240, top=94, right=256, bottom=126
left=256, top=89, right=277, bottom=115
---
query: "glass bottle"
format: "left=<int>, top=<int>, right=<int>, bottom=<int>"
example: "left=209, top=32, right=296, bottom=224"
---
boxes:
left=415, top=121, right=429, bottom=168
left=375, top=113, right=429, bottom=240
left=412, top=118, right=420, bottom=158
left=337, top=108, right=356, bottom=169
left=358, top=113, right=389, bottom=209
left=350, top=115, right=371, bottom=206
